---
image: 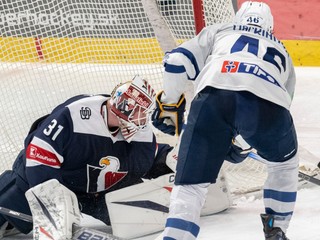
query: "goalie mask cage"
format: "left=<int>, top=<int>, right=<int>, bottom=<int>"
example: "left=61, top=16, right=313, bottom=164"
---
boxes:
left=0, top=0, right=267, bottom=195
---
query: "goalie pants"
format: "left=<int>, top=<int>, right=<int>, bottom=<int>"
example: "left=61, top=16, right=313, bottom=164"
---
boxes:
left=0, top=151, right=32, bottom=234
left=166, top=87, right=299, bottom=238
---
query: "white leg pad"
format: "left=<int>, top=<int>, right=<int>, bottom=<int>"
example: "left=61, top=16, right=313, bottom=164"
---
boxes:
left=105, top=171, right=231, bottom=239
left=105, top=173, right=175, bottom=239
left=25, top=179, right=81, bottom=240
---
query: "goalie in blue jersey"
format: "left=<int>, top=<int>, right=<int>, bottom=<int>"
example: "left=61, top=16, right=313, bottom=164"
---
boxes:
left=0, top=76, right=176, bottom=239
left=152, top=2, right=299, bottom=240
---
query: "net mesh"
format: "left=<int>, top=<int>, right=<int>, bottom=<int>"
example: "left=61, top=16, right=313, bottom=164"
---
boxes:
left=0, top=0, right=272, bottom=195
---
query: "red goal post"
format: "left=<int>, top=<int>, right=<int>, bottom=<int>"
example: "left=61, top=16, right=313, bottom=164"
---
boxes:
left=193, top=0, right=206, bottom=34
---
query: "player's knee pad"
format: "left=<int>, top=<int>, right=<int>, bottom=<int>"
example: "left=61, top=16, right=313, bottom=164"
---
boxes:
left=25, top=179, right=81, bottom=240
left=265, top=153, right=299, bottom=188
left=266, top=153, right=299, bottom=175
left=201, top=170, right=232, bottom=216
left=163, top=184, right=209, bottom=240
left=169, top=183, right=209, bottom=224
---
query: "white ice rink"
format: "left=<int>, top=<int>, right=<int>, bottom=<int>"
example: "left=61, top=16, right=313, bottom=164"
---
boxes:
left=7, top=67, right=320, bottom=240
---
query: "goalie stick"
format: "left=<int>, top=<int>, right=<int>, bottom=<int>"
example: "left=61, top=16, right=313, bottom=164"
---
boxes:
left=0, top=206, right=125, bottom=240
left=248, top=152, right=320, bottom=186
left=297, top=171, right=320, bottom=186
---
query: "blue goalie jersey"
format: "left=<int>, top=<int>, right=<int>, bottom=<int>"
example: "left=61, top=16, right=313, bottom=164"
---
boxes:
left=22, top=94, right=162, bottom=194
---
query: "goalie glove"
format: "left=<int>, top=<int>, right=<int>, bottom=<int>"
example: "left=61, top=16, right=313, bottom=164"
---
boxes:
left=151, top=91, right=186, bottom=136
left=225, top=136, right=252, bottom=164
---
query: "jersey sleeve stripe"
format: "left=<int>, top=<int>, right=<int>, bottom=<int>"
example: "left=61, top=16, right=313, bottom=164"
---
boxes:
left=164, top=63, right=186, bottom=74
left=26, top=137, right=63, bottom=168
left=171, top=47, right=200, bottom=80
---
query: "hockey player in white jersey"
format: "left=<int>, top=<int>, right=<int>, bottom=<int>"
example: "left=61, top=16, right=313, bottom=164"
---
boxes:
left=152, top=1, right=298, bottom=240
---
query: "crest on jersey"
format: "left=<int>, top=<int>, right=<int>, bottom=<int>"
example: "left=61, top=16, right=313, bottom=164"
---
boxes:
left=87, top=156, right=127, bottom=193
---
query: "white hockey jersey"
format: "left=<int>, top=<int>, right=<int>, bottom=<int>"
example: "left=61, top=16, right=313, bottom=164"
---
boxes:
left=162, top=23, right=296, bottom=110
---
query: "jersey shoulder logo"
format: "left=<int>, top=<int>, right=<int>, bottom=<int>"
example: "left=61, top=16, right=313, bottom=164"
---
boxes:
left=80, top=107, right=91, bottom=119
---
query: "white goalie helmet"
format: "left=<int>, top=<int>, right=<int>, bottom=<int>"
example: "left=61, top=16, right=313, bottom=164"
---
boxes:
left=234, top=1, right=274, bottom=33
left=110, top=75, right=156, bottom=142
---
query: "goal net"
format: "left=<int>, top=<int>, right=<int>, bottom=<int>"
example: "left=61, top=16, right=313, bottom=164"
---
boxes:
left=0, top=0, right=272, bottom=195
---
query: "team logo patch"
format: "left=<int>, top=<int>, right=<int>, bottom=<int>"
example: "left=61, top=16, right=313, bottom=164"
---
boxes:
left=221, top=60, right=284, bottom=90
left=87, top=156, right=127, bottom=193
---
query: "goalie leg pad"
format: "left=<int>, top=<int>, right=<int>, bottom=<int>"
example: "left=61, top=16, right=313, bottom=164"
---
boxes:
left=105, top=171, right=232, bottom=239
left=25, top=179, right=81, bottom=240
left=105, top=173, right=175, bottom=239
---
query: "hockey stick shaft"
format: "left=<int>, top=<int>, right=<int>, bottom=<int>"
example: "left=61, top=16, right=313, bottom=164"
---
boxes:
left=248, top=152, right=320, bottom=186
left=0, top=206, right=32, bottom=222
left=297, top=171, right=320, bottom=186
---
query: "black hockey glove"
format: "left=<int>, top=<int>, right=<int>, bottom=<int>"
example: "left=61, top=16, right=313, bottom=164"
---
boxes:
left=225, top=140, right=252, bottom=164
left=151, top=91, right=186, bottom=136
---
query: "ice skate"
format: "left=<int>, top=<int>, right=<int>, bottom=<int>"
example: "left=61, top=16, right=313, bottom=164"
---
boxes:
left=261, top=214, right=289, bottom=240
